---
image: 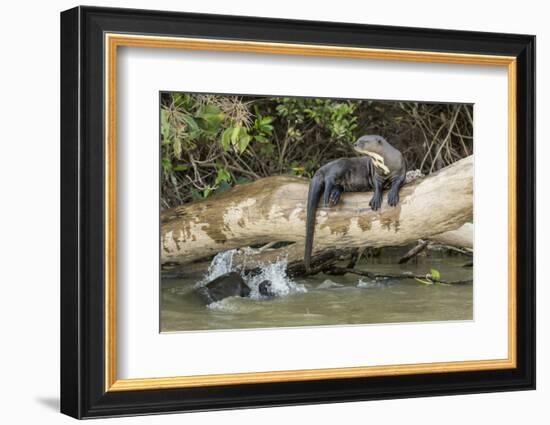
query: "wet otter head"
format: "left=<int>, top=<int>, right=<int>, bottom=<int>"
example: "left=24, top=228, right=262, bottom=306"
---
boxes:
left=353, top=135, right=389, bottom=156
left=353, top=135, right=391, bottom=175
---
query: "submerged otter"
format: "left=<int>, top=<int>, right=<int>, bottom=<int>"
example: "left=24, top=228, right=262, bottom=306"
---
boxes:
left=304, top=135, right=407, bottom=271
left=196, top=272, right=276, bottom=305
left=196, top=272, right=251, bottom=304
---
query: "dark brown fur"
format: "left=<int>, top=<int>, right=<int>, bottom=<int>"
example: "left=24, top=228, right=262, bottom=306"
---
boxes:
left=304, top=135, right=406, bottom=271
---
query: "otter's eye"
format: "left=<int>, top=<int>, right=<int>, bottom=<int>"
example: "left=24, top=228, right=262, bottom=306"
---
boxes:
left=377, top=139, right=381, bottom=144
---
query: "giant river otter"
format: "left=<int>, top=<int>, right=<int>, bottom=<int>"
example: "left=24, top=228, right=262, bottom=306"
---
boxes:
left=196, top=272, right=276, bottom=305
left=304, top=135, right=407, bottom=271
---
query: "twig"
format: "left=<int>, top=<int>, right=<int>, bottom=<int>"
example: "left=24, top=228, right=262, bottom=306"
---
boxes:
left=232, top=154, right=261, bottom=179
left=329, top=267, right=472, bottom=285
left=198, top=162, right=260, bottom=180
left=429, top=243, right=473, bottom=256
left=429, top=107, right=461, bottom=173
left=258, top=241, right=278, bottom=252
left=398, top=240, right=429, bottom=264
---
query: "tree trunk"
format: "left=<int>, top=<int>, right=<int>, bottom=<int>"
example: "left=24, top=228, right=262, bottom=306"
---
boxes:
left=430, top=223, right=473, bottom=249
left=161, top=156, right=473, bottom=265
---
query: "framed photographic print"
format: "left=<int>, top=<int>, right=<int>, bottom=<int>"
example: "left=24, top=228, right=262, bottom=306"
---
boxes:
left=60, top=6, right=535, bottom=419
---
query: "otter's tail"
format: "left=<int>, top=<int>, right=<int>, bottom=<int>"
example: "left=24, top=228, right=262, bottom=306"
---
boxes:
left=304, top=175, right=324, bottom=271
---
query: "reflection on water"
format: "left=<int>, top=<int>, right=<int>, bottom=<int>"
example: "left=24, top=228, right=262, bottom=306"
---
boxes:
left=161, top=254, right=473, bottom=332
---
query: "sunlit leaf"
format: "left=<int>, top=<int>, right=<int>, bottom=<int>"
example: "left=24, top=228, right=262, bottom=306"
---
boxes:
left=221, top=128, right=233, bottom=151
left=238, top=134, right=252, bottom=154
left=215, top=167, right=231, bottom=185
left=173, top=138, right=182, bottom=159
left=231, top=126, right=242, bottom=144
left=203, top=186, right=213, bottom=198
left=160, top=109, right=170, bottom=140
left=173, top=164, right=189, bottom=172
left=181, top=115, right=199, bottom=133
left=201, top=104, right=222, bottom=115
left=430, top=268, right=441, bottom=280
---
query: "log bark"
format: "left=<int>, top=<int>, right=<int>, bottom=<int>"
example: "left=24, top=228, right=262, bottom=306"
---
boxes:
left=161, top=156, right=473, bottom=265
left=430, top=223, right=473, bottom=249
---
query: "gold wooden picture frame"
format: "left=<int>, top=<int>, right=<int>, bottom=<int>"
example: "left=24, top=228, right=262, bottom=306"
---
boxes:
left=105, top=33, right=517, bottom=392
left=61, top=6, right=535, bottom=419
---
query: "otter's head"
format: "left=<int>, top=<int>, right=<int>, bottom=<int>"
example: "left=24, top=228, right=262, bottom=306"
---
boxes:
left=353, top=135, right=388, bottom=156
left=353, top=135, right=392, bottom=175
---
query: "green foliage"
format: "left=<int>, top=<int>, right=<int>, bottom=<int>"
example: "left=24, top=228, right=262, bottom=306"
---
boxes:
left=214, top=166, right=231, bottom=186
left=430, top=268, right=441, bottom=279
left=252, top=111, right=274, bottom=143
left=159, top=93, right=473, bottom=209
left=275, top=97, right=357, bottom=141
left=414, top=268, right=443, bottom=285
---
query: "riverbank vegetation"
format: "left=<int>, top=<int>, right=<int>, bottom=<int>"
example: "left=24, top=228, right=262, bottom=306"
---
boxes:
left=160, top=93, right=473, bottom=209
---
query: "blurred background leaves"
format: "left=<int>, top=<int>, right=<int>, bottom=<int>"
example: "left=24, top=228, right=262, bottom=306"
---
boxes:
left=160, top=93, right=472, bottom=209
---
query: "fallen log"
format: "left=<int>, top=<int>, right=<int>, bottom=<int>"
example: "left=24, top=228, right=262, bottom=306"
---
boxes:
left=430, top=223, right=473, bottom=249
left=396, top=223, right=473, bottom=264
left=161, top=156, right=473, bottom=265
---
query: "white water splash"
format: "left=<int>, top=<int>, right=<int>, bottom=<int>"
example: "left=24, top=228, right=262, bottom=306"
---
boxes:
left=197, top=249, right=237, bottom=287
left=198, top=249, right=306, bottom=299
left=246, top=257, right=307, bottom=300
left=317, top=279, right=344, bottom=289
left=206, top=299, right=240, bottom=312
left=357, top=279, right=385, bottom=289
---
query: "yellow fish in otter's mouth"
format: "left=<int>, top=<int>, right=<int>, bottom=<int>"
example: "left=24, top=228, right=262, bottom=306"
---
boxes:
left=354, top=148, right=390, bottom=175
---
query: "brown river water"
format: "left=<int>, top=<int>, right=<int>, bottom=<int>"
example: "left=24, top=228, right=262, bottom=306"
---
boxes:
left=160, top=250, right=473, bottom=332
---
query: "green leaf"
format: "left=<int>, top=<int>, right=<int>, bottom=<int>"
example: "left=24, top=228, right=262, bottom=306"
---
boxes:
left=215, top=180, right=232, bottom=194
left=181, top=114, right=199, bottom=133
left=190, top=187, right=203, bottom=201
left=160, top=109, right=170, bottom=140
left=201, top=104, right=222, bottom=115
left=203, top=186, right=213, bottom=198
left=204, top=113, right=225, bottom=130
left=254, top=115, right=275, bottom=135
left=430, top=268, right=441, bottom=280
left=197, top=105, right=224, bottom=134
left=173, top=164, right=189, bottom=172
left=231, top=126, right=242, bottom=144
left=238, top=134, right=252, bottom=154
left=172, top=138, right=182, bottom=159
left=221, top=128, right=233, bottom=151
left=260, top=116, right=274, bottom=125
left=214, top=167, right=231, bottom=185
left=172, top=93, right=187, bottom=108
left=161, top=158, right=172, bottom=174
left=262, top=124, right=274, bottom=133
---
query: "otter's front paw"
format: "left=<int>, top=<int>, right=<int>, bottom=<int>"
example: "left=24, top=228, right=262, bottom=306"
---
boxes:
left=327, top=188, right=342, bottom=207
left=369, top=194, right=382, bottom=211
left=388, top=191, right=400, bottom=207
